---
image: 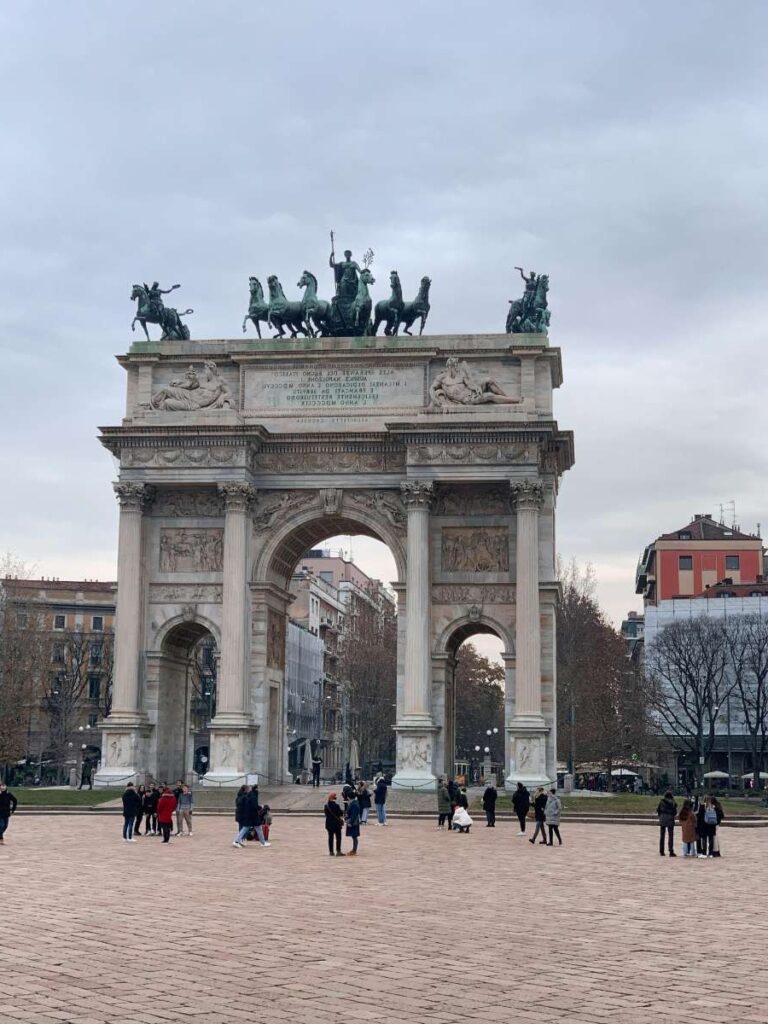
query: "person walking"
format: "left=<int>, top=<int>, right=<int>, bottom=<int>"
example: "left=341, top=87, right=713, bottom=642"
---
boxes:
left=172, top=780, right=185, bottom=835
left=261, top=805, right=272, bottom=842
left=710, top=796, right=725, bottom=857
left=529, top=787, right=548, bottom=845
left=157, top=786, right=177, bottom=844
left=345, top=791, right=361, bottom=856
left=324, top=791, right=345, bottom=856
left=701, top=796, right=722, bottom=858
left=134, top=784, right=147, bottom=836
left=311, top=753, right=322, bottom=788
left=679, top=799, right=697, bottom=858
left=545, top=788, right=563, bottom=846
left=656, top=789, right=677, bottom=857
left=437, top=777, right=452, bottom=830
left=0, top=782, right=18, bottom=845
left=482, top=780, right=498, bottom=828
left=512, top=782, right=531, bottom=836
left=357, top=782, right=371, bottom=825
left=245, top=786, right=270, bottom=847
left=374, top=775, right=388, bottom=826
left=121, top=782, right=141, bottom=842
left=233, top=784, right=251, bottom=847
left=176, top=784, right=194, bottom=836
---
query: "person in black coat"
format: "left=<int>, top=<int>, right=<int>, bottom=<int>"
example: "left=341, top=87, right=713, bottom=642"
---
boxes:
left=482, top=782, right=498, bottom=827
left=324, top=792, right=345, bottom=856
left=0, top=782, right=18, bottom=844
left=511, top=782, right=531, bottom=835
left=357, top=782, right=372, bottom=824
left=374, top=776, right=388, bottom=825
left=529, top=787, right=548, bottom=845
left=121, top=783, right=141, bottom=841
left=345, top=794, right=361, bottom=856
left=233, top=785, right=251, bottom=846
left=245, top=787, right=270, bottom=846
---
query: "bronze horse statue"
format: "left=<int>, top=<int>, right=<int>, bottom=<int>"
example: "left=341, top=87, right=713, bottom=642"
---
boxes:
left=267, top=275, right=309, bottom=338
left=372, top=270, right=403, bottom=336
left=392, top=276, right=431, bottom=336
left=131, top=283, right=192, bottom=341
left=242, top=276, right=270, bottom=337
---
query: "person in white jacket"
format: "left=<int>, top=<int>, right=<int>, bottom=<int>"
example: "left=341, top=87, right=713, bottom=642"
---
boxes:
left=545, top=789, right=562, bottom=846
left=452, top=806, right=473, bottom=833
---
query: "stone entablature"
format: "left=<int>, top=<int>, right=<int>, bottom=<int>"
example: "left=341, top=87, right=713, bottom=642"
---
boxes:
left=96, top=333, right=574, bottom=792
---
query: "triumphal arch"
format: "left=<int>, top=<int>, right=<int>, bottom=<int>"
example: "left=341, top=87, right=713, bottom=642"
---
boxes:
left=96, top=304, right=573, bottom=789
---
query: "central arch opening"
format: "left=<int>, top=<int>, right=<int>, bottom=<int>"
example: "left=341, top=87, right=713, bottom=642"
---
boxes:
left=264, top=517, right=400, bottom=785
left=447, top=628, right=505, bottom=785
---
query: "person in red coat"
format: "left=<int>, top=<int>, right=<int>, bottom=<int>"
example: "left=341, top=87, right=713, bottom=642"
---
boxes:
left=157, top=787, right=177, bottom=844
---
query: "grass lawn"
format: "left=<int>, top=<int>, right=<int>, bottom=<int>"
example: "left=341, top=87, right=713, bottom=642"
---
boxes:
left=11, top=788, right=117, bottom=807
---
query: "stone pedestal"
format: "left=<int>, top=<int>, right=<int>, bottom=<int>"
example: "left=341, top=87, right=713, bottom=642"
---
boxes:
left=506, top=481, right=551, bottom=789
left=392, top=481, right=437, bottom=791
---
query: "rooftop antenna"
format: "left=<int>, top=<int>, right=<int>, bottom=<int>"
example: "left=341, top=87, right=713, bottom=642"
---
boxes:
left=719, top=500, right=736, bottom=528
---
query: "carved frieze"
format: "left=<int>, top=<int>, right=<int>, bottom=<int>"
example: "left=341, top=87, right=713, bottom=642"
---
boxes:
left=434, top=485, right=512, bottom=517
left=150, top=490, right=225, bottom=517
left=252, top=490, right=311, bottom=528
left=398, top=735, right=433, bottom=772
left=432, top=584, right=516, bottom=604
left=345, top=489, right=407, bottom=529
left=122, top=446, right=240, bottom=468
left=429, top=357, right=521, bottom=408
left=408, top=443, right=536, bottom=466
left=441, top=527, right=509, bottom=572
left=151, top=361, right=233, bottom=411
left=149, top=583, right=223, bottom=603
left=255, top=449, right=404, bottom=473
left=266, top=609, right=286, bottom=670
left=159, top=528, right=224, bottom=572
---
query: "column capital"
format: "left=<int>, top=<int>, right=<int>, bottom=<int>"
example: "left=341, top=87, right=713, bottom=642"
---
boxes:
left=400, top=480, right=434, bottom=510
left=218, top=482, right=256, bottom=513
left=511, top=480, right=544, bottom=512
left=113, top=482, right=155, bottom=512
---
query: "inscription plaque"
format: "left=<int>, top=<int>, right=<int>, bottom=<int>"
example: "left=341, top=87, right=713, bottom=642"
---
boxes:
left=244, top=363, right=425, bottom=411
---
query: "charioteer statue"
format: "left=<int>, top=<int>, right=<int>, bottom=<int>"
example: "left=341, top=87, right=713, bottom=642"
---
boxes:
left=130, top=280, right=193, bottom=341
left=505, top=267, right=550, bottom=334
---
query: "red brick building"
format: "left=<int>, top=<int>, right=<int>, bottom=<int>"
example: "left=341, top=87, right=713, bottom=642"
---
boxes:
left=636, top=513, right=764, bottom=606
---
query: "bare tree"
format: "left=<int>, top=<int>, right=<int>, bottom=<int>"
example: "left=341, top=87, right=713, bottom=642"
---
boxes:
left=646, top=617, right=733, bottom=788
left=726, top=616, right=768, bottom=791
left=454, top=643, right=504, bottom=761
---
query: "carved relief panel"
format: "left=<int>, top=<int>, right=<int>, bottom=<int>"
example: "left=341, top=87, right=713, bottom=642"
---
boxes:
left=266, top=609, right=286, bottom=670
left=159, top=528, right=224, bottom=572
left=441, top=528, right=509, bottom=573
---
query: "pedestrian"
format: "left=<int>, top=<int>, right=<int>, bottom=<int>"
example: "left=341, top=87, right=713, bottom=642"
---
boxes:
left=121, top=782, right=141, bottom=842
left=695, top=796, right=707, bottom=856
left=545, top=788, right=562, bottom=846
left=710, top=796, right=724, bottom=857
left=679, top=799, right=697, bottom=858
left=78, top=761, right=93, bottom=790
left=357, top=782, right=371, bottom=824
left=134, top=784, right=147, bottom=835
left=437, top=777, right=452, bottom=830
left=701, top=796, right=722, bottom=858
left=0, top=781, right=18, bottom=845
left=512, top=782, right=531, bottom=836
left=452, top=805, right=473, bottom=833
left=656, top=789, right=677, bottom=857
left=324, top=791, right=345, bottom=856
left=311, top=753, right=322, bottom=788
left=341, top=780, right=355, bottom=813
left=482, top=780, right=498, bottom=828
left=172, top=779, right=185, bottom=834
left=345, top=791, right=361, bottom=856
left=374, top=774, right=388, bottom=826
left=157, top=787, right=177, bottom=844
left=456, top=787, right=469, bottom=810
left=145, top=784, right=159, bottom=836
left=176, top=784, right=194, bottom=836
left=261, top=804, right=272, bottom=841
left=529, top=786, right=548, bottom=845
left=233, top=784, right=251, bottom=847
left=245, top=786, right=270, bottom=846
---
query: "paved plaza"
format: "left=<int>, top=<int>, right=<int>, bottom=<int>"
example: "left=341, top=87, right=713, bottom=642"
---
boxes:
left=2, top=815, right=767, bottom=1024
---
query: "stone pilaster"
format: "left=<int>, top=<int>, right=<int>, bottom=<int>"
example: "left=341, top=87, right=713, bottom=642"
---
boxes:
left=203, top=482, right=258, bottom=786
left=506, top=479, right=550, bottom=789
left=392, top=481, right=437, bottom=791
left=94, top=482, right=153, bottom=787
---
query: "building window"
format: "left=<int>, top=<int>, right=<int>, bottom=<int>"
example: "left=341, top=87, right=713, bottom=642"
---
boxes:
left=88, top=674, right=101, bottom=701
left=87, top=713, right=98, bottom=728
left=678, top=556, right=693, bottom=570
left=92, top=615, right=104, bottom=632
left=54, top=614, right=66, bottom=630
left=52, top=642, right=64, bottom=663
left=678, top=531, right=691, bottom=540
left=319, top=571, right=334, bottom=585
left=16, top=612, right=28, bottom=628
left=90, top=644, right=102, bottom=665
left=725, top=555, right=740, bottom=570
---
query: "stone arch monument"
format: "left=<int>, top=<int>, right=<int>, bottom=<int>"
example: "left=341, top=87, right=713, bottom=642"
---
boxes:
left=95, top=331, right=573, bottom=789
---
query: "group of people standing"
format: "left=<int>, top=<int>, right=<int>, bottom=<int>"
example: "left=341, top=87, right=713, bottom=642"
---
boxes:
left=322, top=777, right=388, bottom=856
left=435, top=779, right=564, bottom=844
left=233, top=784, right=272, bottom=847
left=656, top=791, right=725, bottom=858
left=121, top=780, right=194, bottom=843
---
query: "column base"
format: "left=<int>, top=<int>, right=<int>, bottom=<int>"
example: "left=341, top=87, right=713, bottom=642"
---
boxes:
left=391, top=723, right=437, bottom=792
left=199, top=715, right=258, bottom=787
left=93, top=714, right=150, bottom=788
left=505, top=717, right=552, bottom=791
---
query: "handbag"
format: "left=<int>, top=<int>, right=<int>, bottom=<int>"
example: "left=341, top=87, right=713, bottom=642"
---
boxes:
left=526, top=807, right=535, bottom=820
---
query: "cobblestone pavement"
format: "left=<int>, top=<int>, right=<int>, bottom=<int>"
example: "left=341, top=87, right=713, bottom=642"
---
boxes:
left=1, top=815, right=766, bottom=1024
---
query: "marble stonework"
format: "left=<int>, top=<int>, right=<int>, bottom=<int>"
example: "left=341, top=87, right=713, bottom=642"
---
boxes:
left=95, top=333, right=573, bottom=790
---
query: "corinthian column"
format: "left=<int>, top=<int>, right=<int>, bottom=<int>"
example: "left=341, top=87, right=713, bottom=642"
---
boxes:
left=392, top=480, right=436, bottom=790
left=216, top=482, right=255, bottom=718
left=506, top=479, right=550, bottom=789
left=111, top=482, right=153, bottom=719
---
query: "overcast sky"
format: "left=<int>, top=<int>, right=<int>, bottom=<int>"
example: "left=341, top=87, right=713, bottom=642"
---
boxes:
left=1, top=1, right=766, bottom=636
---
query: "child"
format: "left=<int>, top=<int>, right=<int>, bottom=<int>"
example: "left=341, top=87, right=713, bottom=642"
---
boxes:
left=679, top=799, right=697, bottom=857
left=452, top=805, right=473, bottom=833
left=261, top=804, right=272, bottom=841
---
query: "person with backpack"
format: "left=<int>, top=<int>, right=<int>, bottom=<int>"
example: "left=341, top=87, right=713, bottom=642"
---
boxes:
left=701, top=796, right=722, bottom=858
left=656, top=790, right=677, bottom=857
